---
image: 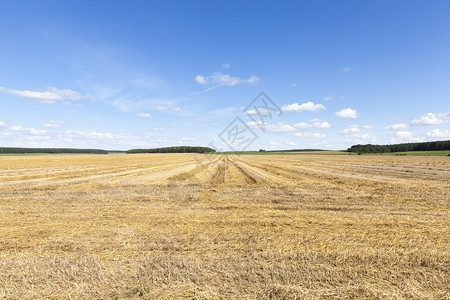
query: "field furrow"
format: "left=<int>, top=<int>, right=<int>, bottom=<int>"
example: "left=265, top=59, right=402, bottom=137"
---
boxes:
left=0, top=153, right=448, bottom=299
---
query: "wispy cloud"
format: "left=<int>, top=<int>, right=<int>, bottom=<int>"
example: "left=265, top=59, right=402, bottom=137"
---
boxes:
left=43, top=120, right=66, bottom=128
left=0, top=120, right=177, bottom=150
left=384, top=123, right=407, bottom=130
left=338, top=124, right=376, bottom=143
left=395, top=131, right=413, bottom=139
left=193, top=72, right=260, bottom=94
left=193, top=118, right=213, bottom=122
left=136, top=113, right=151, bottom=118
left=335, top=108, right=358, bottom=119
left=294, top=132, right=326, bottom=139
left=155, top=101, right=181, bottom=112
left=0, top=86, right=92, bottom=104
left=281, top=101, right=325, bottom=112
left=427, top=129, right=450, bottom=139
left=0, top=121, right=47, bottom=136
left=245, top=107, right=272, bottom=116
left=247, top=118, right=331, bottom=134
left=411, top=112, right=450, bottom=126
left=389, top=131, right=425, bottom=144
left=339, top=124, right=361, bottom=135
left=293, top=119, right=331, bottom=129
left=323, top=94, right=333, bottom=101
left=343, top=67, right=352, bottom=72
left=179, top=137, right=197, bottom=142
left=195, top=72, right=259, bottom=86
left=247, top=121, right=296, bottom=133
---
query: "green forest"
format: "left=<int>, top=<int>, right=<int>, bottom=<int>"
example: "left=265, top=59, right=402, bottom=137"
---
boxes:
left=126, top=146, right=215, bottom=154
left=347, top=140, right=450, bottom=153
left=0, top=147, right=108, bottom=154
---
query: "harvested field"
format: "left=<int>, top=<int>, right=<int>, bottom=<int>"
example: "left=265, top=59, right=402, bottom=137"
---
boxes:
left=0, top=154, right=449, bottom=299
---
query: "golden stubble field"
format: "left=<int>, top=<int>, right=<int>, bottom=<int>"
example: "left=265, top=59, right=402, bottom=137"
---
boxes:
left=0, top=153, right=448, bottom=299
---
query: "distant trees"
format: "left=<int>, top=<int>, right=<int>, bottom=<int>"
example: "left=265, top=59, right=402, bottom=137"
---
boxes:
left=266, top=149, right=325, bottom=153
left=347, top=140, right=450, bottom=153
left=0, top=147, right=108, bottom=154
left=126, top=146, right=215, bottom=154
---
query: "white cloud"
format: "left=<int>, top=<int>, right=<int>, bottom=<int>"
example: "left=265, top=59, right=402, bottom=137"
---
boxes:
left=245, top=109, right=258, bottom=116
left=384, top=123, right=407, bottom=130
left=265, top=123, right=296, bottom=133
left=136, top=113, right=151, bottom=118
left=389, top=131, right=424, bottom=144
left=339, top=124, right=361, bottom=134
left=247, top=121, right=296, bottom=133
left=294, top=132, right=326, bottom=139
left=43, top=120, right=65, bottom=128
left=0, top=120, right=177, bottom=150
left=335, top=108, right=358, bottom=119
left=156, top=106, right=180, bottom=112
left=156, top=100, right=174, bottom=106
left=24, top=135, right=51, bottom=141
left=195, top=75, right=207, bottom=85
left=0, top=121, right=47, bottom=136
left=324, top=94, right=333, bottom=101
left=339, top=124, right=376, bottom=143
left=221, top=63, right=231, bottom=70
left=10, top=125, right=42, bottom=135
left=411, top=112, right=450, bottom=126
left=281, top=101, right=325, bottom=112
left=293, top=122, right=310, bottom=129
left=427, top=129, right=450, bottom=139
left=44, top=124, right=60, bottom=128
left=178, top=137, right=198, bottom=144
left=245, top=107, right=272, bottom=116
left=291, top=83, right=297, bottom=87
left=194, top=72, right=260, bottom=86
left=395, top=131, right=413, bottom=139
left=312, top=121, right=331, bottom=129
left=343, top=67, right=352, bottom=72
left=293, top=120, right=330, bottom=129
left=64, top=130, right=129, bottom=141
left=193, top=118, right=213, bottom=122
left=0, top=86, right=90, bottom=104
left=154, top=101, right=181, bottom=112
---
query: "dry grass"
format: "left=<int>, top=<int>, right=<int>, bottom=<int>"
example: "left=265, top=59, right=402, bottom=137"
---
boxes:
left=0, top=154, right=448, bottom=299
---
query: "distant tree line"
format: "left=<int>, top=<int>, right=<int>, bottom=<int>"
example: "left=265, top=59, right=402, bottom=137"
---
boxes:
left=259, top=149, right=325, bottom=153
left=0, top=147, right=108, bottom=154
left=126, top=146, right=215, bottom=154
left=347, top=140, right=450, bottom=153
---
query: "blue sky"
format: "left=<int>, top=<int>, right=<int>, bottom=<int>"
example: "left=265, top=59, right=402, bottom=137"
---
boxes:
left=1, top=0, right=449, bottom=150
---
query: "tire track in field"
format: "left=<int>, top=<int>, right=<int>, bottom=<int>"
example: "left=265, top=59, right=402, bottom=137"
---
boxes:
left=243, top=155, right=450, bottom=182
left=236, top=155, right=450, bottom=190
left=164, top=155, right=271, bottom=187
left=167, top=155, right=224, bottom=184
left=202, top=155, right=274, bottom=186
left=0, top=159, right=197, bottom=188
left=227, top=156, right=288, bottom=185
left=231, top=163, right=258, bottom=184
left=210, top=156, right=227, bottom=185
left=0, top=156, right=191, bottom=183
